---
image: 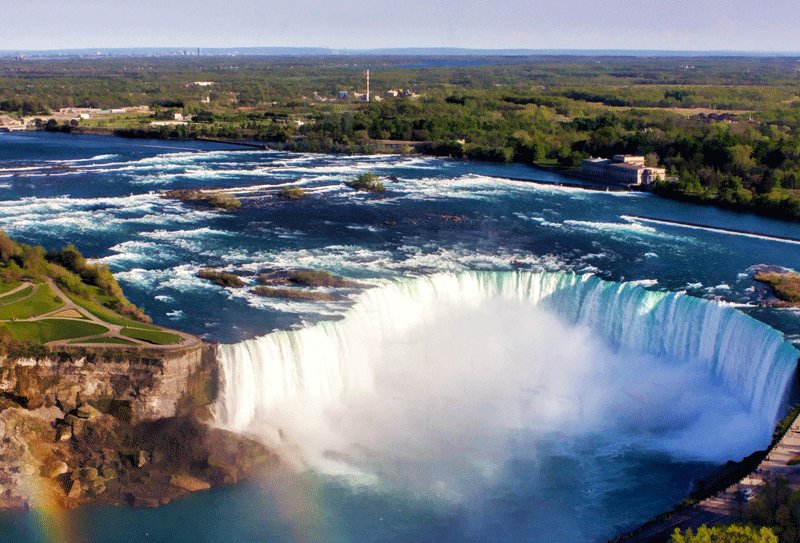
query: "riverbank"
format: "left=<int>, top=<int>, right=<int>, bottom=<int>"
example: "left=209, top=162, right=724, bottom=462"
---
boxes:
left=0, top=226, right=275, bottom=511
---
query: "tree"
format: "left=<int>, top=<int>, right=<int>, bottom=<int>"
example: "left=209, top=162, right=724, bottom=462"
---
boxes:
left=645, top=152, right=661, bottom=167
left=51, top=244, right=86, bottom=273
left=0, top=230, right=20, bottom=263
left=746, top=478, right=800, bottom=542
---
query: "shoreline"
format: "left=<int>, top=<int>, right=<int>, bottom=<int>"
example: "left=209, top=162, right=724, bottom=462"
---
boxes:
left=610, top=401, right=800, bottom=542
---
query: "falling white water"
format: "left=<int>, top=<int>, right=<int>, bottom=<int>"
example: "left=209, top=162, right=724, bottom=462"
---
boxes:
left=214, top=271, right=799, bottom=493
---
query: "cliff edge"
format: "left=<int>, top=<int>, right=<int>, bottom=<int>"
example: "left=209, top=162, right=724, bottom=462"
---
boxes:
left=0, top=343, right=276, bottom=509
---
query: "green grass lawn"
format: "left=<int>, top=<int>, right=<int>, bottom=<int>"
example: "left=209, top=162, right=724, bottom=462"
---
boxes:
left=0, top=285, right=34, bottom=305
left=0, top=282, right=22, bottom=296
left=65, top=290, right=160, bottom=330
left=2, top=320, right=109, bottom=343
left=67, top=336, right=137, bottom=345
left=0, top=284, right=63, bottom=319
left=121, top=327, right=182, bottom=345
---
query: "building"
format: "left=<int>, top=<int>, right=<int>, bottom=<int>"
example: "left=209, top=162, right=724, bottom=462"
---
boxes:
left=580, top=155, right=666, bottom=187
left=613, top=154, right=645, bottom=166
left=384, top=89, right=419, bottom=99
left=150, top=120, right=188, bottom=127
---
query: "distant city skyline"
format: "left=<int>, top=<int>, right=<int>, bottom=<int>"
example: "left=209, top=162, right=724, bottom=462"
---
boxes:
left=3, top=0, right=799, bottom=53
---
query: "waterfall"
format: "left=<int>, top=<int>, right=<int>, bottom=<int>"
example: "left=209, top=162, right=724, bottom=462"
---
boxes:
left=214, top=271, right=799, bottom=466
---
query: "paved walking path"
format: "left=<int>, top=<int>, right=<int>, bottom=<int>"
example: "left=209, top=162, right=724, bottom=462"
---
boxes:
left=0, top=282, right=34, bottom=303
left=0, top=278, right=199, bottom=351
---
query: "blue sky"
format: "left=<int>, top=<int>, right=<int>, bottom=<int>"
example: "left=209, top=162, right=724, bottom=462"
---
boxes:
left=3, top=0, right=798, bottom=52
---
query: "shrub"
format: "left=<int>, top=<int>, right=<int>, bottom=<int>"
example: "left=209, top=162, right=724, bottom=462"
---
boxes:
left=0, top=261, right=23, bottom=284
left=346, top=172, right=385, bottom=192
left=50, top=243, right=86, bottom=273
left=18, top=244, right=49, bottom=277
left=55, top=270, right=90, bottom=298
left=279, top=186, right=306, bottom=200
left=671, top=525, right=777, bottom=543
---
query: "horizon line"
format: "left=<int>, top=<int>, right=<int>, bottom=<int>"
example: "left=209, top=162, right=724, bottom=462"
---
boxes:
left=2, top=46, right=800, bottom=57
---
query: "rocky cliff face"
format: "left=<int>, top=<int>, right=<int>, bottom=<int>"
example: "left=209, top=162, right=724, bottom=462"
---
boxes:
left=0, top=343, right=275, bottom=510
left=0, top=343, right=218, bottom=423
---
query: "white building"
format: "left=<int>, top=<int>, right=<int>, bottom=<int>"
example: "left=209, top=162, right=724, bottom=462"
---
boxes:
left=581, top=155, right=666, bottom=186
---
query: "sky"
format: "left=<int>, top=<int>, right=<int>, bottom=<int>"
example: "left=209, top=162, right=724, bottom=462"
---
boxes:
left=2, top=0, right=798, bottom=52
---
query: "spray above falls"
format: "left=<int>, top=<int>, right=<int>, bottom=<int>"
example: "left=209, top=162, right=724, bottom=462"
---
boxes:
left=214, top=271, right=799, bottom=486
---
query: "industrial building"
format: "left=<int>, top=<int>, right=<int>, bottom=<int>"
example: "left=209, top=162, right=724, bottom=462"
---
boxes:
left=581, top=155, right=667, bottom=187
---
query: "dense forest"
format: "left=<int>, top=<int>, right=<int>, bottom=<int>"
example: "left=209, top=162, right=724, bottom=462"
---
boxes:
left=2, top=54, right=800, bottom=219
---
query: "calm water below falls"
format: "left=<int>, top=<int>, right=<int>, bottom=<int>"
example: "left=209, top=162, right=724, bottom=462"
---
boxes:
left=1, top=132, right=799, bottom=542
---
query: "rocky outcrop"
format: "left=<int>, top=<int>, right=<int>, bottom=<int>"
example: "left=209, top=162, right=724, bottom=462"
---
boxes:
left=0, top=343, right=218, bottom=423
left=169, top=474, right=211, bottom=492
left=0, top=343, right=275, bottom=510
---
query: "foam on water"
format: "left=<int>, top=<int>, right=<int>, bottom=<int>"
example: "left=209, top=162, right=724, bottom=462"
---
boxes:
left=0, top=193, right=223, bottom=236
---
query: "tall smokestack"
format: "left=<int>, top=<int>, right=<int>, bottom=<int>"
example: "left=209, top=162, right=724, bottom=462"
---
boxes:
left=366, top=69, right=370, bottom=102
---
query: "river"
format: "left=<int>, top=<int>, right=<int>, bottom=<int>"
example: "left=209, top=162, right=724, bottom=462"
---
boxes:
left=0, top=131, right=799, bottom=542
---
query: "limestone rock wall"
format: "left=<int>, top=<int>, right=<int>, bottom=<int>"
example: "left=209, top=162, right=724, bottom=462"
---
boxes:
left=0, top=342, right=278, bottom=511
left=0, top=343, right=218, bottom=423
